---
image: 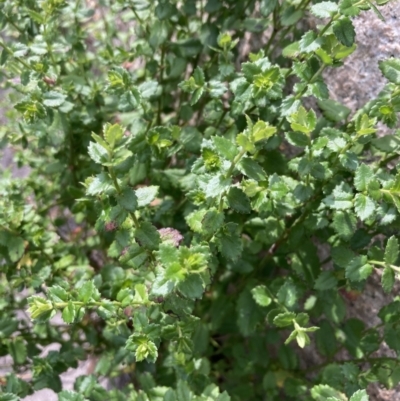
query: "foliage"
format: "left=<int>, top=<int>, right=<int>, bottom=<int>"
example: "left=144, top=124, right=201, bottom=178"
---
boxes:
left=1, top=0, right=400, bottom=400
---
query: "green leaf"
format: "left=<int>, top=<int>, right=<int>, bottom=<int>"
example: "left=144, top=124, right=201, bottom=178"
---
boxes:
left=288, top=106, right=316, bottom=134
left=118, top=188, right=138, bottom=212
left=316, top=320, right=337, bottom=357
left=88, top=142, right=109, bottom=164
left=202, top=208, right=225, bottom=236
left=77, top=281, right=94, bottom=303
left=237, top=158, right=266, bottom=181
left=135, top=222, right=160, bottom=250
left=340, top=0, right=361, bottom=16
left=212, top=136, right=238, bottom=161
left=273, top=312, right=296, bottom=327
left=216, top=222, right=242, bottom=260
left=251, top=285, right=272, bottom=307
left=8, top=236, right=24, bottom=262
left=62, top=301, right=76, bottom=324
left=136, top=186, right=159, bottom=207
left=346, top=256, right=373, bottom=282
left=332, top=211, right=357, bottom=240
left=43, top=91, right=67, bottom=107
left=311, top=1, right=338, bottom=18
left=382, top=266, right=395, bottom=293
left=333, top=17, right=355, bottom=47
left=349, top=389, right=369, bottom=401
left=315, top=271, right=338, bottom=291
left=251, top=120, right=277, bottom=142
left=354, top=194, right=375, bottom=221
left=227, top=187, right=251, bottom=214
left=311, top=384, right=346, bottom=401
left=236, top=133, right=256, bottom=153
left=385, top=236, right=399, bottom=265
left=7, top=337, right=27, bottom=365
left=317, top=99, right=350, bottom=122
left=354, top=164, right=374, bottom=191
left=104, top=123, right=124, bottom=148
left=0, top=394, right=20, bottom=401
left=236, top=288, right=263, bottom=336
left=58, top=391, right=87, bottom=401
left=379, top=58, right=400, bottom=84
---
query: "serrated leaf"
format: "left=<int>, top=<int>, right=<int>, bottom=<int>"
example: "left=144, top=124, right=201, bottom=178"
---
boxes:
left=135, top=222, right=160, bottom=250
left=384, top=236, right=399, bottom=265
left=273, top=312, right=296, bottom=327
left=349, top=389, right=369, bottom=401
left=379, top=58, right=400, bottom=84
left=62, top=301, right=76, bottom=324
left=88, top=142, right=109, bottom=164
left=212, top=136, right=238, bottom=161
left=136, top=186, right=159, bottom=207
left=104, top=123, right=124, bottom=148
left=251, top=120, right=277, bottom=142
left=332, top=211, right=357, bottom=241
left=333, top=17, right=355, bottom=47
left=340, top=0, right=360, bottom=16
left=216, top=222, right=242, bottom=260
left=118, top=188, right=138, bottom=212
left=8, top=236, right=25, bottom=262
left=237, top=158, right=266, bottom=181
left=354, top=194, right=375, bottom=221
left=382, top=266, right=395, bottom=293
left=315, top=271, right=338, bottom=291
left=311, top=1, right=338, bottom=18
left=236, top=288, right=263, bottom=336
left=346, top=256, right=373, bottom=282
left=311, top=384, right=346, bottom=401
left=78, top=281, right=94, bottom=303
left=354, top=164, right=374, bottom=191
left=317, top=99, right=350, bottom=122
left=43, top=91, right=66, bottom=107
left=227, top=187, right=251, bottom=213
left=58, top=391, right=86, bottom=401
left=202, top=208, right=224, bottom=236
left=251, top=285, right=272, bottom=307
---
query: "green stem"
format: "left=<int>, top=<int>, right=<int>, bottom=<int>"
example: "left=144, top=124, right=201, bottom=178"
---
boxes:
left=370, top=260, right=400, bottom=273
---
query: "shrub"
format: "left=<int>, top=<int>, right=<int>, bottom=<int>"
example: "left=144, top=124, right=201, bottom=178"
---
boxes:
left=1, top=0, right=400, bottom=400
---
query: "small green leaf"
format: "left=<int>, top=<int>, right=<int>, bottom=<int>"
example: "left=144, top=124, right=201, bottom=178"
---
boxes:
left=58, top=391, right=87, bottom=401
left=43, top=91, right=67, bottom=107
left=349, top=389, right=369, bottom=401
left=314, top=271, right=338, bottom=291
left=333, top=17, right=355, bottom=47
left=135, top=222, right=161, bottom=250
left=384, top=236, right=399, bottom=265
left=88, top=142, right=109, bottom=164
left=346, top=256, right=373, bottom=282
left=237, top=158, right=266, bottom=181
left=354, top=164, right=374, bottom=191
left=311, top=1, right=338, bottom=18
left=135, top=186, right=159, bottom=207
left=213, top=136, right=238, bottom=161
left=227, top=187, right=251, bottom=214
left=379, top=58, right=400, bottom=84
left=251, top=285, right=272, bottom=307
left=78, top=281, right=94, bottom=303
left=273, top=312, right=296, bottom=327
left=216, top=222, right=242, bottom=260
left=118, top=188, right=138, bottom=212
left=104, top=123, right=124, bottom=148
left=382, top=266, right=395, bottom=293
left=62, top=301, right=76, bottom=324
left=354, top=194, right=375, bottom=221
left=251, top=120, right=277, bottom=142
